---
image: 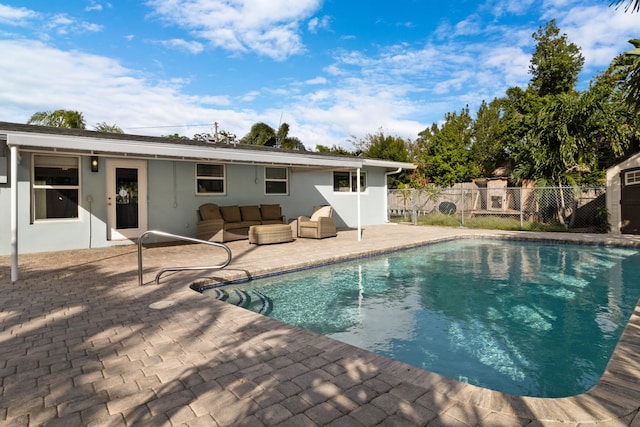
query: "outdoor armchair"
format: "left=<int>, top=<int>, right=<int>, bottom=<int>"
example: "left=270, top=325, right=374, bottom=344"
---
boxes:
left=297, top=205, right=337, bottom=239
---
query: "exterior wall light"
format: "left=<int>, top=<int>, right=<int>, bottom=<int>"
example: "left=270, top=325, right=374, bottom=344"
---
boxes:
left=91, top=156, right=99, bottom=172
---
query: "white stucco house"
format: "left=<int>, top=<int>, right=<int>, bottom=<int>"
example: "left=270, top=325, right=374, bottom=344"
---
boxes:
left=0, top=122, right=415, bottom=280
left=606, top=151, right=640, bottom=234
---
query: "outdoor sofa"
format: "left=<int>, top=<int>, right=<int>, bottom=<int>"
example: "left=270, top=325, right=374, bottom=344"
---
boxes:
left=197, top=203, right=285, bottom=243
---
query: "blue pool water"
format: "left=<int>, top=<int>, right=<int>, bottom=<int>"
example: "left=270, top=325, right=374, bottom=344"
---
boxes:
left=199, top=239, right=640, bottom=397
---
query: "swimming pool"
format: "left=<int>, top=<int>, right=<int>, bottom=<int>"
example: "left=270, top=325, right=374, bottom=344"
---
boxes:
left=199, top=239, right=640, bottom=398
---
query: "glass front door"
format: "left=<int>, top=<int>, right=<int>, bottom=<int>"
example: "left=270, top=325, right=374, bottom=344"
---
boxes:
left=115, top=168, right=139, bottom=229
left=107, top=159, right=147, bottom=240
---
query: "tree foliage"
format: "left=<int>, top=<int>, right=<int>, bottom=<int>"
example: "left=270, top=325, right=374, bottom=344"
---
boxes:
left=351, top=130, right=411, bottom=188
left=470, top=99, right=507, bottom=177
left=315, top=144, right=355, bottom=155
left=94, top=122, right=123, bottom=133
left=615, top=39, right=640, bottom=112
left=193, top=129, right=238, bottom=144
left=529, top=20, right=584, bottom=96
left=610, top=0, right=640, bottom=12
left=28, top=110, right=86, bottom=129
left=241, top=122, right=306, bottom=150
left=413, top=107, right=479, bottom=187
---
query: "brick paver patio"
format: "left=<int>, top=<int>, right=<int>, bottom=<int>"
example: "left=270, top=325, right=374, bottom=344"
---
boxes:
left=1, top=224, right=640, bottom=426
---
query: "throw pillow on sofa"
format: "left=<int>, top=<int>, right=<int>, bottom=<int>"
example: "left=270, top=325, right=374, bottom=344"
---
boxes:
left=260, top=204, right=282, bottom=221
left=240, top=205, right=262, bottom=222
left=220, top=206, right=242, bottom=222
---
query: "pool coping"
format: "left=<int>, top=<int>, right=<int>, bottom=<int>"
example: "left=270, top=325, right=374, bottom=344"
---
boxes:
left=192, top=231, right=640, bottom=425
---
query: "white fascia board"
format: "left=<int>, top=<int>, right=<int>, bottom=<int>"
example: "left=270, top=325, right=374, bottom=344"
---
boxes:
left=7, top=132, right=363, bottom=168
left=362, top=158, right=416, bottom=170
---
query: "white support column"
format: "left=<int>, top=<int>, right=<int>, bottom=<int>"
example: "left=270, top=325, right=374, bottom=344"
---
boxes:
left=357, top=167, right=361, bottom=241
left=10, top=145, right=19, bottom=282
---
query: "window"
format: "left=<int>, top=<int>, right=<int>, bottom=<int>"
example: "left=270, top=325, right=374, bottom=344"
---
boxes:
left=265, top=167, right=288, bottom=194
left=333, top=171, right=366, bottom=192
left=32, top=155, right=79, bottom=220
left=196, top=163, right=225, bottom=194
left=625, top=169, right=640, bottom=186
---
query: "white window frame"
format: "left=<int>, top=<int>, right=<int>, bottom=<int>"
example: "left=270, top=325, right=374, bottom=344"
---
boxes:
left=333, top=170, right=367, bottom=193
left=195, top=163, right=226, bottom=195
left=264, top=166, right=288, bottom=195
left=31, top=154, right=81, bottom=222
left=624, top=169, right=640, bottom=186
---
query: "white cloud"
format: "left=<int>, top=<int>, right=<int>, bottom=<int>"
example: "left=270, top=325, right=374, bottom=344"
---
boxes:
left=146, top=0, right=322, bottom=60
left=454, top=14, right=484, bottom=36
left=85, top=2, right=103, bottom=12
left=160, top=38, right=205, bottom=54
left=0, top=4, right=38, bottom=26
left=0, top=39, right=255, bottom=137
left=557, top=5, right=639, bottom=69
left=308, top=15, right=331, bottom=33
left=305, top=77, right=327, bottom=85
left=44, top=13, right=103, bottom=35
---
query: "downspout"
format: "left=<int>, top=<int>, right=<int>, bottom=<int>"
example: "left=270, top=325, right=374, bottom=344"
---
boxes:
left=357, top=167, right=361, bottom=241
left=384, top=168, right=402, bottom=222
left=10, top=145, right=18, bottom=282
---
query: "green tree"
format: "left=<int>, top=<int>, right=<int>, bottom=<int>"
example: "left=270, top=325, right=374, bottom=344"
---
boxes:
left=162, top=133, right=189, bottom=139
left=241, top=122, right=306, bottom=150
left=414, top=107, right=479, bottom=186
left=505, top=21, right=588, bottom=185
left=94, top=122, right=123, bottom=133
left=275, top=123, right=306, bottom=151
left=470, top=99, right=507, bottom=177
left=241, top=122, right=276, bottom=146
left=615, top=39, right=640, bottom=112
left=529, top=20, right=585, bottom=96
left=352, top=130, right=411, bottom=188
left=193, top=130, right=238, bottom=144
left=354, top=130, right=409, bottom=162
left=610, top=0, right=640, bottom=12
left=315, top=144, right=355, bottom=155
left=28, top=110, right=86, bottom=129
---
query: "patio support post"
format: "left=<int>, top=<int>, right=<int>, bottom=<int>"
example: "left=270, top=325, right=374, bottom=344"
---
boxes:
left=357, top=167, right=362, bottom=241
left=10, top=145, right=18, bottom=282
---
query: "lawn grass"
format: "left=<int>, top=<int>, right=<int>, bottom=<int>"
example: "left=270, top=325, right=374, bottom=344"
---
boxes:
left=390, top=213, right=570, bottom=232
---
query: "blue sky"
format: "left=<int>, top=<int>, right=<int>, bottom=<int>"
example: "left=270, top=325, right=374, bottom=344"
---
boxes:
left=0, top=1, right=637, bottom=149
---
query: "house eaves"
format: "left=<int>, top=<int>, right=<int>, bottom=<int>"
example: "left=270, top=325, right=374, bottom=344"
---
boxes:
left=1, top=121, right=415, bottom=171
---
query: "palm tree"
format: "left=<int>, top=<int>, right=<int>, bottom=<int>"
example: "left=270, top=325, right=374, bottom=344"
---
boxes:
left=94, top=122, right=124, bottom=133
left=610, top=0, right=640, bottom=12
left=241, top=122, right=277, bottom=146
left=27, top=110, right=86, bottom=129
left=241, top=122, right=306, bottom=150
left=616, top=39, right=640, bottom=112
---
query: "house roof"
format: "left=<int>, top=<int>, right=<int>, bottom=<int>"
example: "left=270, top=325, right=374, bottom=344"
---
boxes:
left=0, top=121, right=415, bottom=171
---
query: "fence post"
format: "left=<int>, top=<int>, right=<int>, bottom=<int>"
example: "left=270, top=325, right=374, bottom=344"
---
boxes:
left=519, top=186, right=523, bottom=229
left=412, top=188, right=417, bottom=225
left=460, top=187, right=465, bottom=226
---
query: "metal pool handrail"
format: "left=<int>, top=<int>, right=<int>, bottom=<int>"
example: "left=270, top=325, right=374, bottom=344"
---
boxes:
left=137, top=230, right=232, bottom=285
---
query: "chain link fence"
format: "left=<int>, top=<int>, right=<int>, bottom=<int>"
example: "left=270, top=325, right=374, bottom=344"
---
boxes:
left=388, top=185, right=608, bottom=232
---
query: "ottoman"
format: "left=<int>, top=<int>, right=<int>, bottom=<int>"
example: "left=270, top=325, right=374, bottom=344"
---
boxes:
left=248, top=224, right=294, bottom=245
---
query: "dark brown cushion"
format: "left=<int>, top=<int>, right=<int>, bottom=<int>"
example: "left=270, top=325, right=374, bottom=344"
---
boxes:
left=200, top=203, right=222, bottom=220
left=220, top=206, right=241, bottom=222
left=240, top=205, right=261, bottom=222
left=260, top=204, right=282, bottom=221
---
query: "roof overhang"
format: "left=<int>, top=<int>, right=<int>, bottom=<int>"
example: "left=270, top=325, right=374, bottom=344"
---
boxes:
left=4, top=129, right=415, bottom=171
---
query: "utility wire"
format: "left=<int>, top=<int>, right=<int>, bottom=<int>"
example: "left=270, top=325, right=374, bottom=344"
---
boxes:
left=125, top=123, right=213, bottom=130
